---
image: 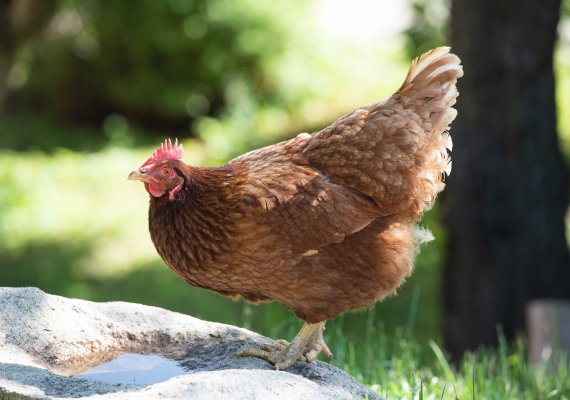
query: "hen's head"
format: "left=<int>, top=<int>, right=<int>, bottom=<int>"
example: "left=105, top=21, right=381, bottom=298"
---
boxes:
left=128, top=139, right=186, bottom=200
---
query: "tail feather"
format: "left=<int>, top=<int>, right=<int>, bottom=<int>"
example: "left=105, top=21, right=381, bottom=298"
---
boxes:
left=400, top=47, right=462, bottom=93
left=399, top=47, right=462, bottom=133
left=304, top=47, right=462, bottom=219
left=399, top=47, right=463, bottom=215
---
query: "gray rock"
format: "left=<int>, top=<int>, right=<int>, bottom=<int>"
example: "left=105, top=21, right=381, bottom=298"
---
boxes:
left=0, top=287, right=381, bottom=400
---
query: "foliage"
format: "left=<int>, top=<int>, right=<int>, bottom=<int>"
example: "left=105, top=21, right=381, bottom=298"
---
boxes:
left=9, top=0, right=303, bottom=128
left=2, top=0, right=409, bottom=162
left=404, top=0, right=449, bottom=60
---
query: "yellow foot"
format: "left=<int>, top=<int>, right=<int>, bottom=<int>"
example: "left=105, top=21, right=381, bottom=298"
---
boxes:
left=238, top=321, right=333, bottom=370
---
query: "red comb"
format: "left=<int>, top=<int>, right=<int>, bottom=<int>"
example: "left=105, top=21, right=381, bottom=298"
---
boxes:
left=141, top=138, right=184, bottom=169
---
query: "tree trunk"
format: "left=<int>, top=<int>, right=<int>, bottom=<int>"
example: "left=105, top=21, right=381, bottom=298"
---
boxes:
left=444, top=0, right=570, bottom=359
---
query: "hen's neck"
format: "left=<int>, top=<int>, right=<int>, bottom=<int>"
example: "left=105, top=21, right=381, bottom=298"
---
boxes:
left=148, top=164, right=244, bottom=272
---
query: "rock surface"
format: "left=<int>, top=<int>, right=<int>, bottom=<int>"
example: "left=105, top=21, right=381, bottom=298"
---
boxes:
left=0, top=287, right=380, bottom=399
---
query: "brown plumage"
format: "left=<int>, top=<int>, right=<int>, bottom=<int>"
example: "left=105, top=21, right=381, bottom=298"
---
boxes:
left=129, top=47, right=463, bottom=370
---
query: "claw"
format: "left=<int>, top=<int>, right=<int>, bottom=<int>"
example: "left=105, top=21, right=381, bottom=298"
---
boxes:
left=322, top=343, right=333, bottom=359
left=237, top=321, right=332, bottom=370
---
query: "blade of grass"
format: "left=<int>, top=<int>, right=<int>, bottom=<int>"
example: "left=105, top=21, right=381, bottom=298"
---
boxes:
left=429, top=340, right=459, bottom=398
left=440, top=382, right=447, bottom=400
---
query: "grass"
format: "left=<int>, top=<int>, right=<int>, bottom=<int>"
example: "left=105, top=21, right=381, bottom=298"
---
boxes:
left=256, top=289, right=569, bottom=399
left=255, top=308, right=569, bottom=399
left=0, top=389, right=35, bottom=400
left=324, top=323, right=570, bottom=399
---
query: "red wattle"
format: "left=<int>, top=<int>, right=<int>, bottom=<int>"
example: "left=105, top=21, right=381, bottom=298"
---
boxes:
left=145, top=181, right=165, bottom=198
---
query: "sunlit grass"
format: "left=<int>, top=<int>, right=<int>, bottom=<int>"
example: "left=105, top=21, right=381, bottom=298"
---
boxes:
left=0, top=144, right=206, bottom=278
left=321, top=321, right=569, bottom=399
left=262, top=311, right=569, bottom=398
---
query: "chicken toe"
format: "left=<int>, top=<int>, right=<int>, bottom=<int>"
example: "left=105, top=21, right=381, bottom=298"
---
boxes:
left=238, top=321, right=332, bottom=370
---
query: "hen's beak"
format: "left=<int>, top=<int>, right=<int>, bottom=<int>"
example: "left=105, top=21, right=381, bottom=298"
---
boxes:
left=128, top=170, right=150, bottom=182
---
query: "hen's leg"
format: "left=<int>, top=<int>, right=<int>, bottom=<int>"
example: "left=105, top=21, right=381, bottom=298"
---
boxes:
left=238, top=321, right=332, bottom=370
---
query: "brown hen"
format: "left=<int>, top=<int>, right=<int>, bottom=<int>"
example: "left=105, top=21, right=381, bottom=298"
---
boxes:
left=128, top=47, right=463, bottom=370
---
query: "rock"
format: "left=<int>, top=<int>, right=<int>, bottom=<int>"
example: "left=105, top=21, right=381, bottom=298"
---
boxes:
left=0, top=287, right=381, bottom=400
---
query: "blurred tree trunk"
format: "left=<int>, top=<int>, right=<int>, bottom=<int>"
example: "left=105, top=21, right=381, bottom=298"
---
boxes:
left=0, top=0, right=57, bottom=113
left=444, top=0, right=570, bottom=359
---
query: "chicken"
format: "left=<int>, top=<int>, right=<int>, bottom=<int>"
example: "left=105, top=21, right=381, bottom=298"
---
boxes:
left=128, top=47, right=463, bottom=370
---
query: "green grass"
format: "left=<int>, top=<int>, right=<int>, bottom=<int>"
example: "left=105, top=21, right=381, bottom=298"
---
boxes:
left=323, top=325, right=569, bottom=399
left=0, top=389, right=36, bottom=400
left=253, top=306, right=569, bottom=399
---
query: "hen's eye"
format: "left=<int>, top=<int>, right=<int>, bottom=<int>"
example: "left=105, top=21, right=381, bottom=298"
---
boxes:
left=162, top=168, right=172, bottom=176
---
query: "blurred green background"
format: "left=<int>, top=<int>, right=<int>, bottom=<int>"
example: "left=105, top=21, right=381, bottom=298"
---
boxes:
left=0, top=0, right=569, bottom=380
